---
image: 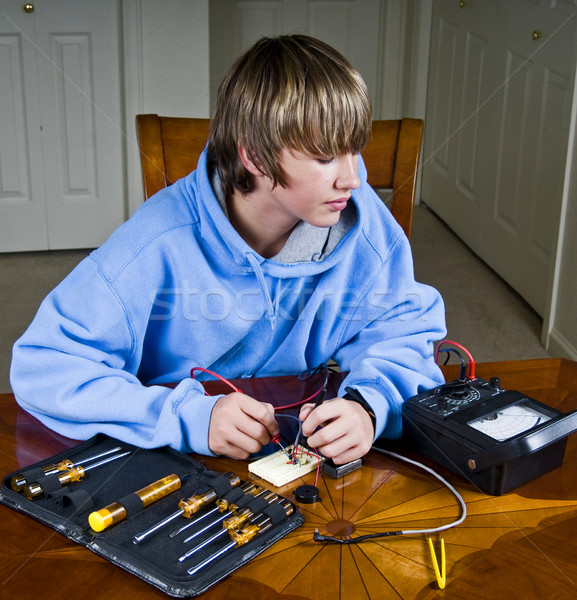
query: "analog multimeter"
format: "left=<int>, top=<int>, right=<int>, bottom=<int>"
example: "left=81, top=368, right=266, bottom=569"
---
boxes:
left=401, top=375, right=577, bottom=495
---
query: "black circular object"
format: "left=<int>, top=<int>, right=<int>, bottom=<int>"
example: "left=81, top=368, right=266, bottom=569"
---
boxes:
left=294, top=484, right=320, bottom=504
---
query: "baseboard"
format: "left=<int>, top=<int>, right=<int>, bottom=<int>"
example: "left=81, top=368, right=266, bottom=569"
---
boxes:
left=546, top=328, right=577, bottom=360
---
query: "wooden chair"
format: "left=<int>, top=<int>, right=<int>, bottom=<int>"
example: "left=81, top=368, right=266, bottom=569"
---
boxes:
left=136, top=114, right=423, bottom=238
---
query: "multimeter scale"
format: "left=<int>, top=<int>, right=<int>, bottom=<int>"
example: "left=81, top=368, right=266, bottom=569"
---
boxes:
left=402, top=376, right=577, bottom=495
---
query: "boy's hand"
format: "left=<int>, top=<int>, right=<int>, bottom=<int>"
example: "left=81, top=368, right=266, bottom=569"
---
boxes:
left=209, top=392, right=279, bottom=460
left=299, top=398, right=374, bottom=464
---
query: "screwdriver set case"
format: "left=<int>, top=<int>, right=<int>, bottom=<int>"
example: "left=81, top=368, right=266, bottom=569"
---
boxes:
left=0, top=434, right=304, bottom=597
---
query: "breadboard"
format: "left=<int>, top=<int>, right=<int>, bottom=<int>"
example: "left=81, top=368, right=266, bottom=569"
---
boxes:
left=248, top=445, right=323, bottom=487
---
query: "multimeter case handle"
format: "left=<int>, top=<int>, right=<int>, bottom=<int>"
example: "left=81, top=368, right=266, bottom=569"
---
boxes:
left=467, top=410, right=577, bottom=472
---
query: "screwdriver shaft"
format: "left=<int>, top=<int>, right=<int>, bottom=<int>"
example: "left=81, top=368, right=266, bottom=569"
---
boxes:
left=181, top=509, right=233, bottom=544
left=187, top=540, right=236, bottom=576
left=179, top=528, right=227, bottom=562
left=133, top=509, right=183, bottom=544
left=169, top=505, right=220, bottom=538
left=24, top=450, right=131, bottom=499
left=81, top=450, right=131, bottom=473
left=10, top=446, right=123, bottom=492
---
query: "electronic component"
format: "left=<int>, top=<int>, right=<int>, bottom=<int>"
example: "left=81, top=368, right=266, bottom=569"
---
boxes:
left=323, top=458, right=363, bottom=479
left=401, top=375, right=577, bottom=495
left=248, top=445, right=323, bottom=487
left=293, top=484, right=320, bottom=504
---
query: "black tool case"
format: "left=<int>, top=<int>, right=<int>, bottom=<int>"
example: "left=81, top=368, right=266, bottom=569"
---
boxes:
left=0, top=434, right=304, bottom=597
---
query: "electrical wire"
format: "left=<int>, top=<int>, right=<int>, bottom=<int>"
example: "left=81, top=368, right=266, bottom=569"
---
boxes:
left=190, top=365, right=327, bottom=457
left=189, top=365, right=327, bottom=411
left=313, top=447, right=467, bottom=544
left=435, top=340, right=475, bottom=379
left=190, top=367, right=242, bottom=393
left=275, top=413, right=303, bottom=455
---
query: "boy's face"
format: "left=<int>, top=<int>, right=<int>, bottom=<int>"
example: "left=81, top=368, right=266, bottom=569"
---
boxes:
left=266, top=148, right=361, bottom=229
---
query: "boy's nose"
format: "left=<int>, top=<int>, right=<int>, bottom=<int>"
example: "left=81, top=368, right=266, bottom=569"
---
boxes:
left=336, top=154, right=361, bottom=190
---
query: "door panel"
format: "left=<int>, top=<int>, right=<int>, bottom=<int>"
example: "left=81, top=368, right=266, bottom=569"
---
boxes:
left=0, top=0, right=124, bottom=252
left=422, top=0, right=577, bottom=316
left=0, top=12, right=48, bottom=251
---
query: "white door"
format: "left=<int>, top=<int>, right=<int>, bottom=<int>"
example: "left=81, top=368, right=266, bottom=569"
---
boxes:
left=0, top=0, right=124, bottom=252
left=422, top=0, right=577, bottom=316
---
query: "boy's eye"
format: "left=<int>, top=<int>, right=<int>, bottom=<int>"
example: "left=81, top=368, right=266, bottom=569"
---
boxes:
left=316, top=157, right=335, bottom=165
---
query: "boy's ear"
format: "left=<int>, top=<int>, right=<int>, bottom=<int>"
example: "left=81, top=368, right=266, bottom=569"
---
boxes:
left=237, top=143, right=266, bottom=178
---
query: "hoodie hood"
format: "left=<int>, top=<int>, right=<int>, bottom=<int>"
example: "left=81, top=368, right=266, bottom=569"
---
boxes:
left=179, top=148, right=370, bottom=280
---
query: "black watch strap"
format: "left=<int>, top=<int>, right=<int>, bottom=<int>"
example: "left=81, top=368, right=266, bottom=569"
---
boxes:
left=344, top=386, right=376, bottom=430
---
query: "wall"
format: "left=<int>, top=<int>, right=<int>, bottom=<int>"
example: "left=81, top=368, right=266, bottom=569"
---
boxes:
left=122, top=0, right=210, bottom=214
left=139, top=0, right=210, bottom=116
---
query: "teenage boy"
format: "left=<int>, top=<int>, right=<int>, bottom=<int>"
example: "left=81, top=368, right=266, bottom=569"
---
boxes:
left=10, top=35, right=446, bottom=464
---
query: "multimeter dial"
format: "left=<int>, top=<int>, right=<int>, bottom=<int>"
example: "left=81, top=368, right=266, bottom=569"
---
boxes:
left=468, top=404, right=551, bottom=442
left=443, top=387, right=481, bottom=405
left=432, top=383, right=481, bottom=414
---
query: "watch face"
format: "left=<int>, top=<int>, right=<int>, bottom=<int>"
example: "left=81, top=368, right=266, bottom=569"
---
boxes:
left=467, top=402, right=551, bottom=442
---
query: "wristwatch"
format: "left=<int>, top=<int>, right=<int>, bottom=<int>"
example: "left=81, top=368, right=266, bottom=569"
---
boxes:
left=344, top=386, right=376, bottom=432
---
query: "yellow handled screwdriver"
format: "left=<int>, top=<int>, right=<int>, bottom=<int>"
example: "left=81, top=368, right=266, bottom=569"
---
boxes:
left=24, top=450, right=131, bottom=500
left=10, top=446, right=123, bottom=492
left=178, top=491, right=278, bottom=562
left=186, top=501, right=294, bottom=576
left=133, top=471, right=241, bottom=544
left=169, top=482, right=263, bottom=538
left=88, top=473, right=184, bottom=532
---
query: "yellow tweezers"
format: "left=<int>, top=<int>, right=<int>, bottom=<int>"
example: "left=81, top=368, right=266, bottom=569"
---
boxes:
left=428, top=537, right=446, bottom=589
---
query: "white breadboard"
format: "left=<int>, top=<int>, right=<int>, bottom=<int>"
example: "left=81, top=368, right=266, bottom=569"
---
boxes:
left=248, top=445, right=323, bottom=487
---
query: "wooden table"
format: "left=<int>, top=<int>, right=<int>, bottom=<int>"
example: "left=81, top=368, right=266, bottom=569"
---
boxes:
left=1, top=358, right=577, bottom=599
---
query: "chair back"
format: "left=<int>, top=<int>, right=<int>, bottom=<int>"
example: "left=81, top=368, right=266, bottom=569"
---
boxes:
left=136, top=114, right=423, bottom=238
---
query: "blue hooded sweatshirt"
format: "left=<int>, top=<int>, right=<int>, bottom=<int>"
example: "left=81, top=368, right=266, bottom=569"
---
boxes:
left=10, top=150, right=446, bottom=455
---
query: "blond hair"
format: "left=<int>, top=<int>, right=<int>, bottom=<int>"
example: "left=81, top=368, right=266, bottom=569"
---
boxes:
left=207, top=35, right=372, bottom=196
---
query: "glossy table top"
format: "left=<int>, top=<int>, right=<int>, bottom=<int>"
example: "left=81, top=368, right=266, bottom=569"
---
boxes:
left=1, top=358, right=577, bottom=599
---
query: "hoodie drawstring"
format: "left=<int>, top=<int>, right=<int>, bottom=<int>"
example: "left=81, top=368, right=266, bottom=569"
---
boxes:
left=246, top=252, right=276, bottom=329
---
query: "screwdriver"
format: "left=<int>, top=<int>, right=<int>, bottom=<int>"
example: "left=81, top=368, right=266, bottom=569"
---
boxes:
left=133, top=471, right=241, bottom=544
left=179, top=486, right=269, bottom=545
left=169, top=482, right=262, bottom=538
left=10, top=446, right=123, bottom=492
left=24, top=450, right=131, bottom=500
left=187, top=501, right=294, bottom=576
left=88, top=473, right=184, bottom=532
left=178, top=491, right=278, bottom=562
left=181, top=488, right=272, bottom=546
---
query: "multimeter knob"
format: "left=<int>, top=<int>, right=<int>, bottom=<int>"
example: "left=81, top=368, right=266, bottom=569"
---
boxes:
left=436, top=396, right=448, bottom=411
left=450, top=385, right=468, bottom=398
left=489, top=377, right=502, bottom=392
